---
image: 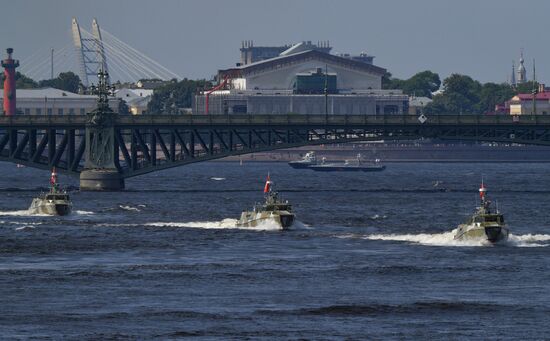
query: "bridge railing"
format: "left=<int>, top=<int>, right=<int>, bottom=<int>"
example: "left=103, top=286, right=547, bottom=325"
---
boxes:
left=0, top=115, right=87, bottom=127
left=0, top=113, right=548, bottom=128
left=116, top=114, right=548, bottom=127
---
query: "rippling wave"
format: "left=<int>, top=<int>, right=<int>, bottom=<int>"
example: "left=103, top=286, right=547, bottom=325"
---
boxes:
left=259, top=301, right=546, bottom=316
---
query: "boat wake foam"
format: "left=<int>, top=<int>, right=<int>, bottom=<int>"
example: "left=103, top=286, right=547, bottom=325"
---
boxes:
left=362, top=229, right=550, bottom=247
left=507, top=234, right=550, bottom=247
left=145, top=218, right=285, bottom=231
left=74, top=210, right=94, bottom=215
left=364, top=229, right=486, bottom=247
left=118, top=205, right=142, bottom=212
left=0, top=209, right=50, bottom=217
left=0, top=209, right=93, bottom=219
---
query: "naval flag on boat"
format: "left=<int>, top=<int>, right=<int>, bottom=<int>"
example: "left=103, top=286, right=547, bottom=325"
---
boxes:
left=50, top=167, right=57, bottom=186
left=264, top=173, right=272, bottom=193
left=479, top=181, right=486, bottom=200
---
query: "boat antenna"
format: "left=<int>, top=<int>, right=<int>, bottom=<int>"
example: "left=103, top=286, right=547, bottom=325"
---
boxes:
left=532, top=58, right=537, bottom=115
left=324, top=63, right=328, bottom=116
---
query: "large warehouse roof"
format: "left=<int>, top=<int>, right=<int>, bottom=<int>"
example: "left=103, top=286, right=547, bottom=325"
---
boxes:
left=219, top=49, right=386, bottom=79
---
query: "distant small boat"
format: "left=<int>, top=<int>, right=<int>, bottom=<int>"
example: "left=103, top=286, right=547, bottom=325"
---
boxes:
left=236, top=174, right=295, bottom=229
left=288, top=151, right=317, bottom=169
left=307, top=154, right=385, bottom=172
left=454, top=182, right=509, bottom=243
left=28, top=168, right=72, bottom=216
left=16, top=164, right=25, bottom=168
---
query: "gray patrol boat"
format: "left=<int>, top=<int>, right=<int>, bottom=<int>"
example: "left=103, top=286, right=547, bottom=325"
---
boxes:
left=288, top=151, right=317, bottom=169
left=307, top=153, right=385, bottom=172
left=28, top=168, right=72, bottom=216
left=454, top=182, right=509, bottom=243
left=236, top=175, right=295, bottom=229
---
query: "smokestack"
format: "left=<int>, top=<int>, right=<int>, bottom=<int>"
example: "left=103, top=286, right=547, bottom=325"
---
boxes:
left=2, top=48, right=20, bottom=116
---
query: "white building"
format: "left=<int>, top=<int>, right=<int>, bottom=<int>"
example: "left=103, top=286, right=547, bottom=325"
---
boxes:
left=115, top=88, right=153, bottom=115
left=509, top=92, right=550, bottom=115
left=408, top=96, right=432, bottom=115
left=0, top=88, right=119, bottom=115
left=195, top=49, right=407, bottom=115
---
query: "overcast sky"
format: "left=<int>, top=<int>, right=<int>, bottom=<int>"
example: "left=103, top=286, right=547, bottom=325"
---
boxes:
left=2, top=0, right=548, bottom=84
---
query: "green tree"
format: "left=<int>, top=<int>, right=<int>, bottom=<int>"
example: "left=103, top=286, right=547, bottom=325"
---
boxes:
left=0, top=72, right=38, bottom=89
left=401, top=71, right=441, bottom=98
left=383, top=70, right=440, bottom=98
left=147, top=78, right=212, bottom=114
left=118, top=99, right=130, bottom=115
left=382, top=71, right=404, bottom=90
left=515, top=81, right=538, bottom=94
left=478, top=82, right=515, bottom=113
left=425, top=74, right=482, bottom=114
left=39, top=71, right=81, bottom=93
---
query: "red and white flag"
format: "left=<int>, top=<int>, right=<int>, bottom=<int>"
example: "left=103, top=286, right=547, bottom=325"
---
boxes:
left=479, top=181, right=486, bottom=200
left=50, top=167, right=57, bottom=185
left=263, top=174, right=272, bottom=193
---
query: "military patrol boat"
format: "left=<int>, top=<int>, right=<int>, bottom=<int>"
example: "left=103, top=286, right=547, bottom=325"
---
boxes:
left=236, top=174, right=295, bottom=229
left=307, top=154, right=385, bottom=172
left=28, top=168, right=72, bottom=216
left=288, top=151, right=317, bottom=168
left=454, top=182, right=509, bottom=243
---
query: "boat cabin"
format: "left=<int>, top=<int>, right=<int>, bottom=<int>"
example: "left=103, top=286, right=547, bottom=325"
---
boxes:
left=45, top=193, right=70, bottom=201
left=469, top=213, right=504, bottom=225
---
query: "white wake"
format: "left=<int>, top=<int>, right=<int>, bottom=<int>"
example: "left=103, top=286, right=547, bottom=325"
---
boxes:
left=508, top=234, right=550, bottom=247
left=145, top=218, right=288, bottom=231
left=363, top=228, right=550, bottom=247
left=0, top=209, right=49, bottom=217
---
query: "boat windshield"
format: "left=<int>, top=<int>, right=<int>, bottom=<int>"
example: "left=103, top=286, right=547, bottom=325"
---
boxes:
left=46, top=194, right=69, bottom=201
left=474, top=215, right=503, bottom=223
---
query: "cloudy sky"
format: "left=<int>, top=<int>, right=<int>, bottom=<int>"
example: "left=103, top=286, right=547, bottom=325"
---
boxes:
left=2, top=0, right=547, bottom=83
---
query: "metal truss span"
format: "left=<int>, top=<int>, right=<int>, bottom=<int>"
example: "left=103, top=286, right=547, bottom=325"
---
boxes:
left=1, top=114, right=550, bottom=178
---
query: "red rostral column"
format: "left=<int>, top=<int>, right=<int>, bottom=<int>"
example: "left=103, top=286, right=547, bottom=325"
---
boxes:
left=1, top=48, right=19, bottom=116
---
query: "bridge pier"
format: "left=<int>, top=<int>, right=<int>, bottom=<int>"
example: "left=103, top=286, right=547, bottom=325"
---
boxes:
left=79, top=69, right=125, bottom=191
left=80, top=169, right=124, bottom=191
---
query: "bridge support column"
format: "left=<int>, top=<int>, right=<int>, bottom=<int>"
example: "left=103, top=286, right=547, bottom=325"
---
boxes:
left=80, top=69, right=124, bottom=191
left=80, top=169, right=124, bottom=191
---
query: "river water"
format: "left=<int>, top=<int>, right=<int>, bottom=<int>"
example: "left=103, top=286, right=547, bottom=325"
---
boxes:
left=1, top=161, right=549, bottom=340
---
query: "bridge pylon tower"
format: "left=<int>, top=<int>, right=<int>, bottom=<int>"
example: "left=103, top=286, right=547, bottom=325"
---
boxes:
left=79, top=69, right=123, bottom=190
left=71, top=17, right=110, bottom=87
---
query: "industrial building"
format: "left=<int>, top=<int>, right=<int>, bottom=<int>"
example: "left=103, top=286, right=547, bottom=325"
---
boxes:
left=194, top=43, right=407, bottom=115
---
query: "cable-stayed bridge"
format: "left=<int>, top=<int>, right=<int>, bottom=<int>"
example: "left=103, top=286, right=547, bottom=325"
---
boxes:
left=18, top=18, right=181, bottom=85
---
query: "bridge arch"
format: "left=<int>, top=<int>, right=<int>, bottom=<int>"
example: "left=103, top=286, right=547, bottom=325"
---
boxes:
left=0, top=114, right=549, bottom=188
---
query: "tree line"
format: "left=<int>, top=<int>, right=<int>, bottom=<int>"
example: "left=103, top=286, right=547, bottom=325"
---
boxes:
left=146, top=78, right=211, bottom=114
left=384, top=71, right=537, bottom=114
left=0, top=71, right=82, bottom=94
left=2, top=70, right=537, bottom=115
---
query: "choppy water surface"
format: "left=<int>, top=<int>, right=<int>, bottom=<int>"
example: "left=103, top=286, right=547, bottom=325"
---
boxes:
left=1, top=162, right=550, bottom=339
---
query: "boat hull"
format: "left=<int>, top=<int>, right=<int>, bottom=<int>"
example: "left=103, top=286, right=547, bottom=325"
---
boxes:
left=236, top=210, right=295, bottom=229
left=454, top=224, right=509, bottom=243
left=308, top=165, right=385, bottom=172
left=29, top=199, right=72, bottom=216
left=288, top=162, right=315, bottom=169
